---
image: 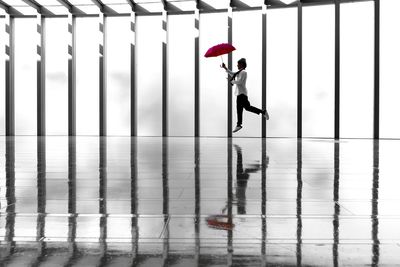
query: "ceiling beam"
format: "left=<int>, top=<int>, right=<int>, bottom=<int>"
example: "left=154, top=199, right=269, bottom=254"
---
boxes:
left=126, top=0, right=136, bottom=12
left=161, top=0, right=168, bottom=11
left=0, top=0, right=9, bottom=13
left=91, top=0, right=118, bottom=14
left=55, top=0, right=85, bottom=15
left=21, top=0, right=54, bottom=15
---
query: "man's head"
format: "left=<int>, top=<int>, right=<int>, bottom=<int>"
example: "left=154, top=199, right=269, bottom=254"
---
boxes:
left=237, top=58, right=247, bottom=70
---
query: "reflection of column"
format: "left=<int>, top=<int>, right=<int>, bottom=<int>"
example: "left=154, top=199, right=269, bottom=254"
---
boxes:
left=227, top=139, right=233, bottom=266
left=372, top=140, right=380, bottom=265
left=5, top=14, right=15, bottom=136
left=333, top=142, right=340, bottom=267
left=36, top=137, right=46, bottom=260
left=131, top=137, right=139, bottom=265
left=296, top=139, right=302, bottom=266
left=99, top=137, right=107, bottom=263
left=261, top=139, right=267, bottom=265
left=194, top=138, right=200, bottom=265
left=4, top=137, right=15, bottom=259
left=162, top=137, right=169, bottom=266
left=67, top=136, right=77, bottom=264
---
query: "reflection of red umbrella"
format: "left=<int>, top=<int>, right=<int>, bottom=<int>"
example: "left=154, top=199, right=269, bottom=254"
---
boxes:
left=206, top=215, right=235, bottom=230
left=204, top=43, right=236, bottom=61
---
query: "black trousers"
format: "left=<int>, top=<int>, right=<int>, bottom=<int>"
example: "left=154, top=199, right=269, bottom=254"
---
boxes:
left=236, top=94, right=262, bottom=126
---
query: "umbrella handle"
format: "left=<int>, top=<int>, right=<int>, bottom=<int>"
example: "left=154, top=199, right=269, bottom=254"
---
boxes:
left=220, top=56, right=224, bottom=64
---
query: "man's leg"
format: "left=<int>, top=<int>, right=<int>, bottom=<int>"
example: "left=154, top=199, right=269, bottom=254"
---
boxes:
left=236, top=96, right=244, bottom=126
left=243, top=95, right=262, bottom=115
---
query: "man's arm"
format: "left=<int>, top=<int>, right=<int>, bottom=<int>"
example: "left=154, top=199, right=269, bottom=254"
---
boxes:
left=231, top=71, right=246, bottom=85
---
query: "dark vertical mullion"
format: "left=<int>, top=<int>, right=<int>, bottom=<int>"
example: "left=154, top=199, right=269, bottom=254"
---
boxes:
left=194, top=9, right=200, bottom=137
left=37, top=15, right=45, bottom=136
left=261, top=5, right=267, bottom=138
left=297, top=1, right=302, bottom=138
left=68, top=14, right=76, bottom=136
left=162, top=11, right=168, bottom=137
left=374, top=0, right=380, bottom=139
left=335, top=0, right=340, bottom=139
left=99, top=13, right=107, bottom=137
left=5, top=14, right=14, bottom=136
left=130, top=12, right=137, bottom=136
left=227, top=7, right=233, bottom=137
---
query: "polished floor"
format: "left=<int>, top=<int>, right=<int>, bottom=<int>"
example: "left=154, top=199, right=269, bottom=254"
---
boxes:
left=0, top=136, right=399, bottom=266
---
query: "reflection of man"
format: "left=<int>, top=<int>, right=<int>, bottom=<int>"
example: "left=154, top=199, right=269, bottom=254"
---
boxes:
left=235, top=144, right=269, bottom=215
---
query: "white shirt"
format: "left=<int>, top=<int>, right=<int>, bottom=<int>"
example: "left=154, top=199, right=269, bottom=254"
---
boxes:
left=226, top=69, right=248, bottom=96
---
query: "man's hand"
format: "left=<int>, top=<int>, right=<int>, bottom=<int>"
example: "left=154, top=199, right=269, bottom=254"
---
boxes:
left=220, top=62, right=227, bottom=70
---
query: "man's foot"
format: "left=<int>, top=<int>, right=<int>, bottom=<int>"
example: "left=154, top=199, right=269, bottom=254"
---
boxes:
left=233, top=126, right=242, bottom=133
left=262, top=110, right=269, bottom=120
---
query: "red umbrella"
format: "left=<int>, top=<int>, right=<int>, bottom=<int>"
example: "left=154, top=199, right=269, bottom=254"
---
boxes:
left=204, top=43, right=236, bottom=58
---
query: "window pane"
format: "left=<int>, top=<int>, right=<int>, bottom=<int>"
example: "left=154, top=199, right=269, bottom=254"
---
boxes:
left=0, top=18, right=5, bottom=135
left=136, top=16, right=162, bottom=136
left=76, top=17, right=99, bottom=135
left=380, top=0, right=400, bottom=138
left=267, top=9, right=297, bottom=137
left=106, top=17, right=130, bottom=136
left=340, top=2, right=374, bottom=138
left=46, top=18, right=68, bottom=135
left=303, top=6, right=334, bottom=138
left=233, top=10, right=262, bottom=137
left=15, top=18, right=37, bottom=135
left=168, top=14, right=194, bottom=137
left=200, top=13, right=227, bottom=137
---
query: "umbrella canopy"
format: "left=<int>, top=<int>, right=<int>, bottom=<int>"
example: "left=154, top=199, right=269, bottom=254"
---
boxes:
left=204, top=43, right=236, bottom=58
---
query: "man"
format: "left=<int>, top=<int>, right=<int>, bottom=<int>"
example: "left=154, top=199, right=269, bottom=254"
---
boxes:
left=221, top=58, right=269, bottom=133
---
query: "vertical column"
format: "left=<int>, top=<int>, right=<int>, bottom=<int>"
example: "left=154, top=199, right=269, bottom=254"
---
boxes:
left=334, top=0, right=340, bottom=139
left=261, top=5, right=267, bottom=138
left=227, top=7, right=233, bottom=137
left=130, top=12, right=137, bottom=136
left=194, top=9, right=200, bottom=137
left=374, top=0, right=380, bottom=139
left=37, top=14, right=45, bottom=136
left=99, top=13, right=107, bottom=136
left=297, top=1, right=302, bottom=138
left=162, top=11, right=168, bottom=137
left=68, top=14, right=76, bottom=136
left=5, top=14, right=14, bottom=136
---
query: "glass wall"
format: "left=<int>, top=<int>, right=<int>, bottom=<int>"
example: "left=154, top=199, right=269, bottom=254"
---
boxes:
left=233, top=10, right=262, bottom=137
left=15, top=18, right=37, bottom=135
left=76, top=17, right=99, bottom=135
left=380, top=0, right=400, bottom=138
left=168, top=14, right=194, bottom=137
left=340, top=2, right=374, bottom=138
left=267, top=8, right=297, bottom=137
left=0, top=18, right=4, bottom=135
left=106, top=17, right=130, bottom=136
left=45, top=18, right=68, bottom=135
left=303, top=6, right=335, bottom=138
left=200, top=13, right=227, bottom=137
left=136, top=15, right=162, bottom=136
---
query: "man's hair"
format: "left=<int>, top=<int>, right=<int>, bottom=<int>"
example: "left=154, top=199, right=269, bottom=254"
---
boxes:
left=238, top=58, right=247, bottom=69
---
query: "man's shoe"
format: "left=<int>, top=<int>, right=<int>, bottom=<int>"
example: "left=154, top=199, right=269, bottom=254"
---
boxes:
left=233, top=126, right=242, bottom=133
left=262, top=110, right=269, bottom=120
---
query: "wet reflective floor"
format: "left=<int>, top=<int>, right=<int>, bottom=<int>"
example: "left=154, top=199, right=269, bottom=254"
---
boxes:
left=0, top=136, right=399, bottom=266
